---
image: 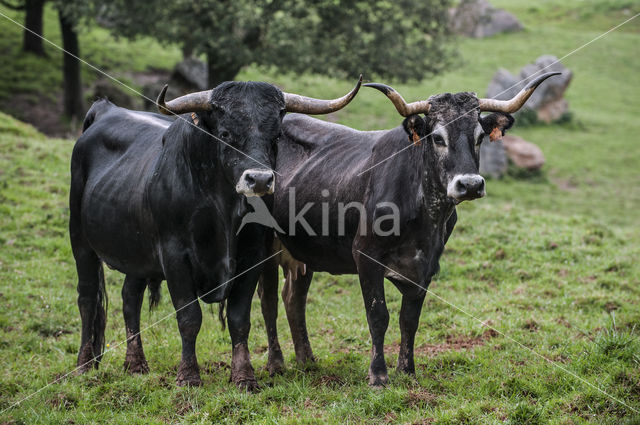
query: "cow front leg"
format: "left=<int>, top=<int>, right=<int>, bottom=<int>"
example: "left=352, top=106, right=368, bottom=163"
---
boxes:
left=355, top=254, right=389, bottom=387
left=121, top=276, right=149, bottom=374
left=227, top=275, right=260, bottom=391
left=167, top=281, right=202, bottom=386
left=258, top=257, right=285, bottom=376
left=282, top=270, right=315, bottom=365
left=397, top=293, right=425, bottom=375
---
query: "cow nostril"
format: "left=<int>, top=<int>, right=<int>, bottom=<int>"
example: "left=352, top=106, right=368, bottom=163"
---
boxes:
left=246, top=176, right=256, bottom=188
left=266, top=175, right=274, bottom=188
left=478, top=179, right=485, bottom=193
left=456, top=180, right=467, bottom=195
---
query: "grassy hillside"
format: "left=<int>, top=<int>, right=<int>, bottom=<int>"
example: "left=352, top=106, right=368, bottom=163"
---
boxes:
left=1, top=1, right=640, bottom=424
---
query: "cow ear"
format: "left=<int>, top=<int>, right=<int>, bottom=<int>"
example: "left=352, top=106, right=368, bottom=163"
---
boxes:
left=402, top=114, right=427, bottom=145
left=479, top=112, right=514, bottom=142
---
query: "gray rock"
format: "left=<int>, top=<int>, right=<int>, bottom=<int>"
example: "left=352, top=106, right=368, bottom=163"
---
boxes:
left=479, top=138, right=508, bottom=179
left=171, top=58, right=208, bottom=92
left=92, top=79, right=135, bottom=109
left=449, top=0, right=523, bottom=39
left=486, top=55, right=573, bottom=123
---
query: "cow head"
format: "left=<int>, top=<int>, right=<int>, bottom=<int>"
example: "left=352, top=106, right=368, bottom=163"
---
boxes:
left=365, top=72, right=559, bottom=203
left=157, top=76, right=362, bottom=197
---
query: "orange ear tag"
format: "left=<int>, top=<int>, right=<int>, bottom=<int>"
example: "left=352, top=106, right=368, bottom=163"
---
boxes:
left=411, top=129, right=421, bottom=146
left=489, top=127, right=502, bottom=142
left=191, top=113, right=199, bottom=126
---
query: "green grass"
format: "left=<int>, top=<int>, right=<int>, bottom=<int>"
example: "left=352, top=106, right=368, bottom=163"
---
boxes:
left=1, top=1, right=640, bottom=423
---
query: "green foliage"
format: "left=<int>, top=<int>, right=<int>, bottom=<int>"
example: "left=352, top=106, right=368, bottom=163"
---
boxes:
left=99, top=0, right=455, bottom=85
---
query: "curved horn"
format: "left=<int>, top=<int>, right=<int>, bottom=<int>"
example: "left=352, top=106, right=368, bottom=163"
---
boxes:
left=478, top=72, right=561, bottom=113
left=363, top=83, right=431, bottom=116
left=284, top=75, right=363, bottom=114
left=156, top=85, right=213, bottom=115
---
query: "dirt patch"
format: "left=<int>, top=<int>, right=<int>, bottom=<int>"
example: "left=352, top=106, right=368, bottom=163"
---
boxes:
left=0, top=93, right=75, bottom=138
left=407, top=388, right=438, bottom=407
left=312, top=374, right=344, bottom=388
left=387, top=329, right=498, bottom=357
left=49, top=392, right=77, bottom=409
left=202, top=360, right=230, bottom=374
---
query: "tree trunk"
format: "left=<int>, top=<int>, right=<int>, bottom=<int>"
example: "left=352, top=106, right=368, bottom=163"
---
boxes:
left=207, top=53, right=242, bottom=88
left=23, top=0, right=46, bottom=55
left=58, top=8, right=84, bottom=120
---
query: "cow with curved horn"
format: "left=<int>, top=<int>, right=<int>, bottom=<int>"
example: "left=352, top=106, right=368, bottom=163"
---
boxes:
left=258, top=72, right=559, bottom=385
left=69, top=76, right=361, bottom=390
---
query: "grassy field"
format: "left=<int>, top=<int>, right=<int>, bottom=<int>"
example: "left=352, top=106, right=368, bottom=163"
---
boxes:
left=1, top=0, right=640, bottom=423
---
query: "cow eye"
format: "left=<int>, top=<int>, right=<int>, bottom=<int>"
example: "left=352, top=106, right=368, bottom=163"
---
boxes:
left=220, top=130, right=230, bottom=140
left=431, top=134, right=446, bottom=146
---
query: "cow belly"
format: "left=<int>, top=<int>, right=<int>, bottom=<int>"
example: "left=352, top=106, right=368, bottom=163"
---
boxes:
left=278, top=235, right=357, bottom=275
left=80, top=171, right=161, bottom=278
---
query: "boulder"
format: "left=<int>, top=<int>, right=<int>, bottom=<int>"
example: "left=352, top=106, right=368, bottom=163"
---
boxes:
left=171, top=58, right=208, bottom=92
left=502, top=134, right=545, bottom=170
left=486, top=55, right=573, bottom=123
left=479, top=138, right=508, bottom=179
left=449, top=0, right=523, bottom=39
left=92, top=79, right=135, bottom=109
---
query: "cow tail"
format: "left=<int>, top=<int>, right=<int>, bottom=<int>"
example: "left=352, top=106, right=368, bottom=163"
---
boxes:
left=148, top=280, right=162, bottom=310
left=218, top=300, right=226, bottom=331
left=94, top=265, right=108, bottom=362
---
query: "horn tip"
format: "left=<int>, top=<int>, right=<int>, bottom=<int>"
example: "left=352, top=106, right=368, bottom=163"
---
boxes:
left=525, top=71, right=562, bottom=90
left=363, top=83, right=395, bottom=95
left=157, top=84, right=170, bottom=115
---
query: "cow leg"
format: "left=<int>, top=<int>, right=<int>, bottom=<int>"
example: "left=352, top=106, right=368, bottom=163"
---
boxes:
left=121, top=276, right=149, bottom=374
left=166, top=280, right=202, bottom=386
left=354, top=254, right=389, bottom=387
left=258, top=257, right=285, bottom=376
left=397, top=293, right=426, bottom=375
left=227, top=274, right=260, bottom=391
left=282, top=270, right=315, bottom=365
left=71, top=237, right=106, bottom=374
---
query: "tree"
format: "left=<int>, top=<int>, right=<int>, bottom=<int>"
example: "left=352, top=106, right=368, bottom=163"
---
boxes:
left=100, top=0, right=454, bottom=87
left=58, top=4, right=84, bottom=120
left=1, top=0, right=47, bottom=55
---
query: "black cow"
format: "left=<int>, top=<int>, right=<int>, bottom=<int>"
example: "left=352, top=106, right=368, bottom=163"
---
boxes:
left=258, top=73, right=559, bottom=385
left=70, top=78, right=361, bottom=389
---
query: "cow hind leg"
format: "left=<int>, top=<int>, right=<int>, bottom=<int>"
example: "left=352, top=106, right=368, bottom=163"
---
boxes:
left=258, top=258, right=285, bottom=376
left=72, top=241, right=107, bottom=374
left=122, top=276, right=150, bottom=374
left=397, top=293, right=426, bottom=375
left=282, top=270, right=315, bottom=365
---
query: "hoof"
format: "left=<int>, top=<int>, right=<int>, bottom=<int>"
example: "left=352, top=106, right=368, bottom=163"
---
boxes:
left=176, top=374, right=202, bottom=387
left=234, top=378, right=260, bottom=392
left=177, top=362, right=201, bottom=387
left=267, top=360, right=284, bottom=377
left=368, top=372, right=389, bottom=388
left=76, top=345, right=97, bottom=374
left=124, top=358, right=150, bottom=374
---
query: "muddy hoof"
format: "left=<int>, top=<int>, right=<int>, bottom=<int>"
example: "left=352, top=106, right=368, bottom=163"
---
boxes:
left=177, top=362, right=201, bottom=387
left=76, top=345, right=96, bottom=374
left=234, top=378, right=260, bottom=392
left=176, top=374, right=202, bottom=387
left=267, top=356, right=285, bottom=376
left=124, top=358, right=150, bottom=374
left=368, top=372, right=389, bottom=388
